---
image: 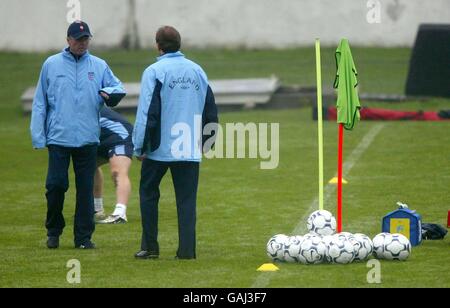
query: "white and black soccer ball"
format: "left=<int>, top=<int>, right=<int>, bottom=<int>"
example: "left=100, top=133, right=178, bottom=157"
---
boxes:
left=266, top=234, right=289, bottom=262
left=326, top=237, right=355, bottom=264
left=284, top=236, right=303, bottom=263
left=307, top=210, right=337, bottom=236
left=353, top=233, right=374, bottom=261
left=333, top=232, right=360, bottom=254
left=298, top=235, right=327, bottom=265
left=383, top=233, right=411, bottom=261
left=372, top=232, right=392, bottom=259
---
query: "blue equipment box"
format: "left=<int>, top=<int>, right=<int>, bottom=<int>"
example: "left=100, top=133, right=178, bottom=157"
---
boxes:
left=382, top=208, right=422, bottom=246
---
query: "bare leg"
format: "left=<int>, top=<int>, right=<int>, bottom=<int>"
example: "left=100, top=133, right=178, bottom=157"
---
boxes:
left=109, top=155, right=132, bottom=206
left=96, top=156, right=132, bottom=224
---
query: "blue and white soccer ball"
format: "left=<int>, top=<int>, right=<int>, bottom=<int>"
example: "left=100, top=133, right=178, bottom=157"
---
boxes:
left=266, top=234, right=289, bottom=262
left=383, top=233, right=411, bottom=261
left=283, top=236, right=303, bottom=263
left=353, top=233, right=374, bottom=261
left=307, top=210, right=337, bottom=236
left=334, top=232, right=360, bottom=253
left=373, top=232, right=411, bottom=260
left=372, top=232, right=392, bottom=259
left=298, top=235, right=327, bottom=265
left=326, top=236, right=355, bottom=264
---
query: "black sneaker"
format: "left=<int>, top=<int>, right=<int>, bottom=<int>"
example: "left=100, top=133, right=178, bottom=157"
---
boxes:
left=47, top=236, right=59, bottom=249
left=75, top=241, right=96, bottom=249
left=134, top=250, right=159, bottom=259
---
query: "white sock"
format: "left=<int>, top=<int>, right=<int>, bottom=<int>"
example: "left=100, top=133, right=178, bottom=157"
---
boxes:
left=94, top=198, right=104, bottom=212
left=112, top=204, right=127, bottom=217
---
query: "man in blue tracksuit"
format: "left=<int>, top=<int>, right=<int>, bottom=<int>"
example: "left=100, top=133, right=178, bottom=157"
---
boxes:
left=133, top=26, right=218, bottom=259
left=30, top=21, right=126, bottom=249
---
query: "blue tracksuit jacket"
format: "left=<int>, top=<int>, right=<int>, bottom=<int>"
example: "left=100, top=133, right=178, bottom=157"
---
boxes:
left=30, top=48, right=126, bottom=149
left=132, top=51, right=218, bottom=162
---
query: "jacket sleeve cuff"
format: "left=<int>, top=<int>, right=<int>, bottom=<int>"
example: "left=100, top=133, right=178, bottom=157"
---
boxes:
left=99, top=90, right=126, bottom=107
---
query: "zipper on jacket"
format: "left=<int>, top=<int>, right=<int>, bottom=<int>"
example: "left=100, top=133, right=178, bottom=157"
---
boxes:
left=74, top=55, right=78, bottom=145
left=75, top=57, right=78, bottom=95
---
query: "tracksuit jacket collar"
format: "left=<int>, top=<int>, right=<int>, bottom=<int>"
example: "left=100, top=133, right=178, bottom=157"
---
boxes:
left=63, top=47, right=90, bottom=61
left=156, top=51, right=184, bottom=62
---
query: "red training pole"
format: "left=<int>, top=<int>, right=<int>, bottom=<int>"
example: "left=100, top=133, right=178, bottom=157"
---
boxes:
left=337, top=123, right=344, bottom=233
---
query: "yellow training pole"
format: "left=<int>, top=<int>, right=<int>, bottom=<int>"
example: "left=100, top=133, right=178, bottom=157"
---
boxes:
left=315, top=39, right=324, bottom=210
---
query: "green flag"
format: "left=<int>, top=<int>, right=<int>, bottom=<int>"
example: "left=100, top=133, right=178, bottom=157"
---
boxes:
left=334, top=39, right=361, bottom=130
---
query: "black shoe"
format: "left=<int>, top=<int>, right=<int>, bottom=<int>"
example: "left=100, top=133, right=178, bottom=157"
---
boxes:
left=134, top=250, right=159, bottom=259
left=47, top=236, right=59, bottom=249
left=75, top=241, right=96, bottom=249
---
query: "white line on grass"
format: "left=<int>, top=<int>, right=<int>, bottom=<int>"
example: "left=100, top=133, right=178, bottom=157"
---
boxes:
left=251, top=123, right=385, bottom=288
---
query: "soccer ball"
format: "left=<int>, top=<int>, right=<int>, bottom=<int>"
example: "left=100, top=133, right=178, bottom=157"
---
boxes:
left=298, top=235, right=327, bottom=265
left=373, top=233, right=411, bottom=260
left=383, top=233, right=411, bottom=261
left=266, top=234, right=289, bottom=262
left=326, top=237, right=355, bottom=264
left=353, top=233, right=374, bottom=261
left=334, top=232, right=359, bottom=250
left=372, top=232, right=392, bottom=259
left=307, top=210, right=337, bottom=236
left=284, top=236, right=303, bottom=263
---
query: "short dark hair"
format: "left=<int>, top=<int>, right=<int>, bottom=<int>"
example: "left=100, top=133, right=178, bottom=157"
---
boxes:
left=155, top=26, right=181, bottom=53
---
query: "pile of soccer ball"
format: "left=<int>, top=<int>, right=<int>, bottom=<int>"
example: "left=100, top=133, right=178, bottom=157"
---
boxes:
left=266, top=210, right=411, bottom=265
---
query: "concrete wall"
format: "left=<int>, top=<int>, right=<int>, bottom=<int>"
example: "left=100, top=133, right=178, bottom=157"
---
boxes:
left=1, top=0, right=449, bottom=51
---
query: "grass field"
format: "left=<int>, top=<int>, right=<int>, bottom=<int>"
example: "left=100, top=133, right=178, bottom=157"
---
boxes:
left=0, top=48, right=449, bottom=288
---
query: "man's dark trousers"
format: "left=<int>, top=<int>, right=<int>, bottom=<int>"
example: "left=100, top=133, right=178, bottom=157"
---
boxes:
left=140, top=159, right=199, bottom=258
left=45, top=145, right=97, bottom=246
